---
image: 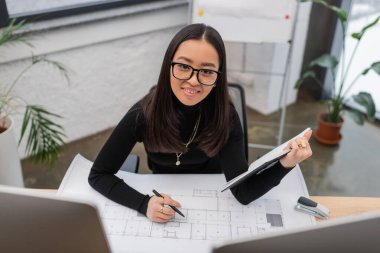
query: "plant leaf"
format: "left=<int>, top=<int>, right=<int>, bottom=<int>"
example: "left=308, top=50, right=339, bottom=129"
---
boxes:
left=309, top=54, right=338, bottom=70
left=347, top=109, right=365, bottom=125
left=19, top=105, right=65, bottom=168
left=362, top=61, right=380, bottom=75
left=352, top=16, right=380, bottom=40
left=352, top=92, right=376, bottom=121
left=0, top=19, right=33, bottom=48
left=19, top=105, right=32, bottom=145
left=294, top=70, right=316, bottom=88
left=370, top=61, right=380, bottom=75
left=30, top=56, right=72, bottom=84
left=309, top=0, right=347, bottom=22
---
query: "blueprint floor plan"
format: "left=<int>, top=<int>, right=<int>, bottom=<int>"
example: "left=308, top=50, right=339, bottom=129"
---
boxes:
left=102, top=189, right=284, bottom=240
left=58, top=154, right=315, bottom=253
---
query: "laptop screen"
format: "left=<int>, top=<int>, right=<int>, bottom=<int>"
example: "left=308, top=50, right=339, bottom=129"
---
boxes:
left=213, top=210, right=380, bottom=253
left=0, top=186, right=111, bottom=253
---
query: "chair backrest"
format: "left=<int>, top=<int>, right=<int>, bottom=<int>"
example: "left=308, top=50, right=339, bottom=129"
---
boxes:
left=228, top=83, right=248, bottom=161
left=120, top=83, right=249, bottom=172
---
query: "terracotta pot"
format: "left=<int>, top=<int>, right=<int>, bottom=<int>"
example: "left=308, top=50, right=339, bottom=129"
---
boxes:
left=0, top=116, right=24, bottom=187
left=314, top=112, right=343, bottom=145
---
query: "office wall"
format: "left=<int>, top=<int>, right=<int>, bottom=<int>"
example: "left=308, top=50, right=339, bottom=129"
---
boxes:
left=0, top=2, right=311, bottom=158
left=0, top=3, right=188, bottom=158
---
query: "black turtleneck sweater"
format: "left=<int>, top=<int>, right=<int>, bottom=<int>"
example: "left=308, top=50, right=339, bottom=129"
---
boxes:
left=88, top=96, right=292, bottom=215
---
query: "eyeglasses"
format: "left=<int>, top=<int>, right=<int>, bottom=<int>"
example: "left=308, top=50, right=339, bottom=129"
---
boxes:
left=170, top=62, right=220, bottom=86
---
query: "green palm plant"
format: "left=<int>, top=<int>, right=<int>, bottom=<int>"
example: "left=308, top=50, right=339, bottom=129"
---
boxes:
left=0, top=19, right=70, bottom=167
left=295, top=0, right=380, bottom=125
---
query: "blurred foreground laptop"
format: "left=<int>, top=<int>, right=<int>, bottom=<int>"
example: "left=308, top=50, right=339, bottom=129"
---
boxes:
left=0, top=185, right=111, bottom=253
left=213, top=209, right=380, bottom=253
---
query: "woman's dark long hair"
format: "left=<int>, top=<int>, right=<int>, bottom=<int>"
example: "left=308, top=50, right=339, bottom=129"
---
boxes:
left=141, top=23, right=230, bottom=157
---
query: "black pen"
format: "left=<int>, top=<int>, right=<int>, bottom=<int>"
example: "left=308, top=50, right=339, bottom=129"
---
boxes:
left=152, top=189, right=185, bottom=217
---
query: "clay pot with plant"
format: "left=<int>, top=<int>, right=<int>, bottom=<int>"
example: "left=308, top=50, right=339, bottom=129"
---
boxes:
left=296, top=0, right=380, bottom=145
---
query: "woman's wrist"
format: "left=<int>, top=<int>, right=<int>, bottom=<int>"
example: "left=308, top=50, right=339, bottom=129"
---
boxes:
left=279, top=159, right=296, bottom=170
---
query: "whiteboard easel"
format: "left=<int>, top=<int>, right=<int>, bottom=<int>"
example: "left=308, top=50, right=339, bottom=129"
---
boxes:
left=190, top=0, right=299, bottom=147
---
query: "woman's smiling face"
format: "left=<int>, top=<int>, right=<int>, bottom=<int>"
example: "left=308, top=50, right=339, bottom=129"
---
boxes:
left=170, top=39, right=219, bottom=106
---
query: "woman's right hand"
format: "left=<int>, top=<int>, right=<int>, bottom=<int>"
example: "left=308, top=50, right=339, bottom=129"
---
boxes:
left=146, top=193, right=181, bottom=223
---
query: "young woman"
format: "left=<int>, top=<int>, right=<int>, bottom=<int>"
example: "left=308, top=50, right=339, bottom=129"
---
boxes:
left=89, top=23, right=312, bottom=223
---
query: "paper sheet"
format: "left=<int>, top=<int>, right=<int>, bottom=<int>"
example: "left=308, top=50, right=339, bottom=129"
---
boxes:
left=58, top=154, right=315, bottom=253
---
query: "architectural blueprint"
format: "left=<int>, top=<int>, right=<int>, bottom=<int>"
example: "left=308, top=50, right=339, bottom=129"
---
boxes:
left=58, top=154, right=315, bottom=253
left=102, top=190, right=283, bottom=240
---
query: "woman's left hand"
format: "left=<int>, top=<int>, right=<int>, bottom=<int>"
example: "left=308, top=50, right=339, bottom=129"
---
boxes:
left=280, top=129, right=313, bottom=169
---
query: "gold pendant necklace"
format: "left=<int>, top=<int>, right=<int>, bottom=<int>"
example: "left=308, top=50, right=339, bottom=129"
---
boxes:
left=175, top=113, right=201, bottom=166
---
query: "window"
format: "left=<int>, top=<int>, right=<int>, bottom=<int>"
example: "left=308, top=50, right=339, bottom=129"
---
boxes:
left=335, top=0, right=380, bottom=116
left=0, top=0, right=162, bottom=27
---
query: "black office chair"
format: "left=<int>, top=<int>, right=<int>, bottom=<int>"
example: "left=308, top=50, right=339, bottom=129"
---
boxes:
left=120, top=154, right=140, bottom=173
left=120, top=83, right=248, bottom=173
left=228, top=83, right=248, bottom=161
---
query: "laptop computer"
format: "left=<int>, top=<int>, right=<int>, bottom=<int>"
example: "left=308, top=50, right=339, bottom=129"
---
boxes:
left=0, top=185, right=111, bottom=253
left=213, top=209, right=380, bottom=253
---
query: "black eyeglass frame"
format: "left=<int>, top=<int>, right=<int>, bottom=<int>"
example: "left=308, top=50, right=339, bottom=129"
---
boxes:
left=170, top=61, right=221, bottom=86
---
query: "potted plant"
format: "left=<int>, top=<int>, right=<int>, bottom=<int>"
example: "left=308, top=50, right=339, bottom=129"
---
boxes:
left=0, top=20, right=69, bottom=186
left=295, top=0, right=380, bottom=145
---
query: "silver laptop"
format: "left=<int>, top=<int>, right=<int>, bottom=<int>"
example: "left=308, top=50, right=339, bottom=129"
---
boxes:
left=213, top=210, right=380, bottom=253
left=0, top=185, right=111, bottom=253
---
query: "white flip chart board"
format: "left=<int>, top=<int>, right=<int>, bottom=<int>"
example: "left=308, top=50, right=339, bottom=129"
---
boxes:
left=192, top=0, right=297, bottom=43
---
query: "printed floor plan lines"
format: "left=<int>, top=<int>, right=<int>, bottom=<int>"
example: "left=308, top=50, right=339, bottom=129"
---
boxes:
left=100, top=189, right=284, bottom=240
left=58, top=155, right=314, bottom=253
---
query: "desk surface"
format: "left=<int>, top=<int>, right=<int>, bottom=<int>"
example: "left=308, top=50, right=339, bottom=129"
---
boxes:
left=310, top=196, right=380, bottom=220
left=35, top=190, right=380, bottom=220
